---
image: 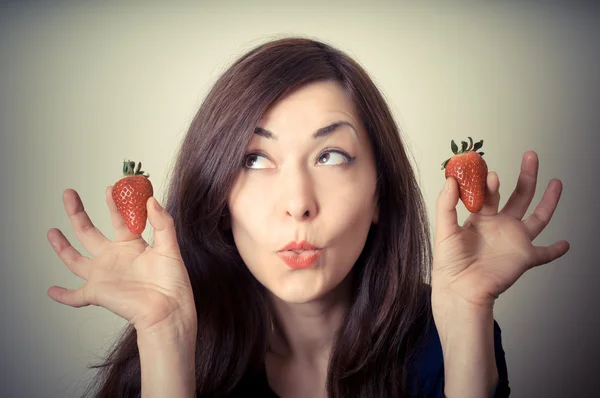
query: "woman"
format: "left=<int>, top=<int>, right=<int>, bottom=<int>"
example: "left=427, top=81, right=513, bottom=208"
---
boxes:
left=47, top=37, right=569, bottom=397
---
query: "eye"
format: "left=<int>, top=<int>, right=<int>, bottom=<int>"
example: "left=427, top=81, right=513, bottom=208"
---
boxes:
left=243, top=153, right=273, bottom=169
left=317, top=150, right=354, bottom=166
left=243, top=150, right=355, bottom=170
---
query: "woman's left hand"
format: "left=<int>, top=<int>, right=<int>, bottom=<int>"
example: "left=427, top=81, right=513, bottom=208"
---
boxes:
left=431, top=151, right=570, bottom=309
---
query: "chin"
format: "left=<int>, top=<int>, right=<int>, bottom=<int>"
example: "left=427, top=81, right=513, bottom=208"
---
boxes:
left=268, top=283, right=328, bottom=304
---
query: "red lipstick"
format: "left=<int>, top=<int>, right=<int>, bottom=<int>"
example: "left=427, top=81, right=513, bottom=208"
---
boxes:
left=279, top=241, right=320, bottom=251
left=277, top=241, right=322, bottom=269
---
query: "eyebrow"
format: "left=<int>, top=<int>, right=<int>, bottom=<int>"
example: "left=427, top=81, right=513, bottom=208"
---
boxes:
left=254, top=120, right=358, bottom=140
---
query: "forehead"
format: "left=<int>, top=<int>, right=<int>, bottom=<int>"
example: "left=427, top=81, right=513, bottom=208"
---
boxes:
left=258, top=80, right=360, bottom=127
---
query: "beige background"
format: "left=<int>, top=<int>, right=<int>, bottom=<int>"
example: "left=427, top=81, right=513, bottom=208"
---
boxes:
left=1, top=1, right=598, bottom=397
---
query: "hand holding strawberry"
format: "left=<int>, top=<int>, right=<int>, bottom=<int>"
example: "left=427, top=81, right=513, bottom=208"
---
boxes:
left=432, top=148, right=570, bottom=310
left=47, top=162, right=196, bottom=335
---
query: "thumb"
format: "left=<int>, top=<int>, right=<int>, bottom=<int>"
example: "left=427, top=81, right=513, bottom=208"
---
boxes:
left=147, top=197, right=181, bottom=256
left=435, top=177, right=460, bottom=240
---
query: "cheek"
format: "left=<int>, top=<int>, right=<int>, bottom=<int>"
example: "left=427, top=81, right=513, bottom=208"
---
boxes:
left=229, top=195, right=269, bottom=243
left=322, top=193, right=374, bottom=266
left=317, top=171, right=376, bottom=226
left=317, top=173, right=376, bottom=255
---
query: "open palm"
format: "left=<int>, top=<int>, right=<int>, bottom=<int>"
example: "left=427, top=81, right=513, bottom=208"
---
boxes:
left=47, top=186, right=195, bottom=333
left=432, top=151, right=570, bottom=308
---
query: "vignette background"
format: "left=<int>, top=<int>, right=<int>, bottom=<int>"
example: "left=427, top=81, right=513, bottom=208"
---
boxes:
left=1, top=1, right=598, bottom=397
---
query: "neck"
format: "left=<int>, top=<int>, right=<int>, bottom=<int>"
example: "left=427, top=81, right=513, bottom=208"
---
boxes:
left=268, top=273, right=353, bottom=365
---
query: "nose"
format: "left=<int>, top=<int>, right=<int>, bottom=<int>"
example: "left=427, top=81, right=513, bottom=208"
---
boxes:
left=280, top=167, right=318, bottom=221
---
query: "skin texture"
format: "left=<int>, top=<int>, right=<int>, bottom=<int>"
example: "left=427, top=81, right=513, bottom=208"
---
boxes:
left=227, top=80, right=379, bottom=397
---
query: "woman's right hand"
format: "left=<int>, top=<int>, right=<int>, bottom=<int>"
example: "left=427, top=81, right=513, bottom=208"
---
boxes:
left=47, top=186, right=196, bottom=335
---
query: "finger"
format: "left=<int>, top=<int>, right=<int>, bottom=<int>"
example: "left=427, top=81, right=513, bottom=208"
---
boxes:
left=47, top=228, right=90, bottom=279
left=499, top=151, right=538, bottom=220
left=523, top=179, right=563, bottom=240
left=106, top=185, right=141, bottom=242
left=147, top=197, right=181, bottom=257
left=530, top=240, right=570, bottom=269
left=63, top=189, right=110, bottom=257
left=477, top=171, right=501, bottom=216
left=435, top=177, right=461, bottom=241
left=47, top=286, right=89, bottom=308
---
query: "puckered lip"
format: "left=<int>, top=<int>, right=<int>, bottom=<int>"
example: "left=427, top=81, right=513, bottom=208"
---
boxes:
left=278, top=240, right=320, bottom=252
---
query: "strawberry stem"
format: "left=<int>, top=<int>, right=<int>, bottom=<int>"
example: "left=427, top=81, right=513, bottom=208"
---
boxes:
left=121, top=159, right=150, bottom=178
left=441, top=138, right=485, bottom=169
left=451, top=140, right=458, bottom=154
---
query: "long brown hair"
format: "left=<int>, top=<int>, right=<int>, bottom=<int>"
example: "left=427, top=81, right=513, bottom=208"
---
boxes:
left=83, top=35, right=433, bottom=397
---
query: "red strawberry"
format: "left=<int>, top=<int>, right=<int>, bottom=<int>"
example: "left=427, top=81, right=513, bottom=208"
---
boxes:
left=441, top=137, right=488, bottom=213
left=112, top=159, right=154, bottom=235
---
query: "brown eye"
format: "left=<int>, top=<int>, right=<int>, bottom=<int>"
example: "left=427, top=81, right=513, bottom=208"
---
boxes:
left=243, top=153, right=271, bottom=169
left=317, top=150, right=354, bottom=166
left=245, top=155, right=258, bottom=168
left=318, top=153, right=331, bottom=164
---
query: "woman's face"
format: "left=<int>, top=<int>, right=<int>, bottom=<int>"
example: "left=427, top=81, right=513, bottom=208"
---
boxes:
left=228, top=80, right=378, bottom=303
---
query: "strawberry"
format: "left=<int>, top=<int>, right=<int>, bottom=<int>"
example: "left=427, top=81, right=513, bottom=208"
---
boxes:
left=112, top=159, right=153, bottom=235
left=441, top=137, right=488, bottom=213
